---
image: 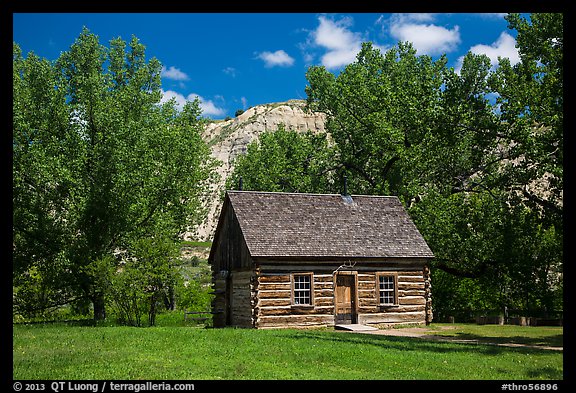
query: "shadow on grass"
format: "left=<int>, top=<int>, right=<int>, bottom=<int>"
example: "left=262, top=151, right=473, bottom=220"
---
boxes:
left=280, top=330, right=562, bottom=357
left=13, top=319, right=96, bottom=327
left=441, top=332, right=563, bottom=348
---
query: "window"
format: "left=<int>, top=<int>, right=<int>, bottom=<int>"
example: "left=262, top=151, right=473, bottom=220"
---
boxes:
left=377, top=273, right=397, bottom=306
left=292, top=273, right=313, bottom=306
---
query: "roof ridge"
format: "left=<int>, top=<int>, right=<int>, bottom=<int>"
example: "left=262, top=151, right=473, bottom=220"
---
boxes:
left=226, top=190, right=399, bottom=199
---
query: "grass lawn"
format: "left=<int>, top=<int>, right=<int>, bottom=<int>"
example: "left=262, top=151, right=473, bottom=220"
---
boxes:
left=13, top=322, right=562, bottom=380
left=423, top=323, right=564, bottom=348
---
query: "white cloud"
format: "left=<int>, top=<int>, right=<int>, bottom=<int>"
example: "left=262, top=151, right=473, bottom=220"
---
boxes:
left=195, top=95, right=226, bottom=117
left=390, top=13, right=437, bottom=24
left=468, top=31, right=520, bottom=67
left=222, top=67, right=237, bottom=77
left=160, top=89, right=226, bottom=117
left=241, top=96, right=247, bottom=110
left=389, top=13, right=461, bottom=55
left=476, top=13, right=508, bottom=19
left=312, top=15, right=363, bottom=69
left=256, top=50, right=295, bottom=68
left=320, top=48, right=360, bottom=69
left=161, top=66, right=190, bottom=81
left=314, top=15, right=358, bottom=51
left=456, top=31, right=520, bottom=73
left=160, top=89, right=187, bottom=109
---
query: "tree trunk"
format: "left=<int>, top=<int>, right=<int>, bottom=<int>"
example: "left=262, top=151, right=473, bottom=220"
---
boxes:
left=149, top=294, right=157, bottom=326
left=92, top=293, right=106, bottom=321
left=163, top=286, right=175, bottom=311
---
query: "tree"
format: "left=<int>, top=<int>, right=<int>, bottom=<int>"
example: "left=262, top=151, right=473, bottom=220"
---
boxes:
left=302, top=14, right=562, bottom=319
left=13, top=28, right=218, bottom=321
left=89, top=236, right=179, bottom=326
left=226, top=124, right=336, bottom=194
left=306, top=42, right=447, bottom=199
left=489, top=13, right=563, bottom=216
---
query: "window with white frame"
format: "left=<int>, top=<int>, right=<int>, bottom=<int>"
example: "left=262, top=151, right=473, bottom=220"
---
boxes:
left=292, top=273, right=313, bottom=306
left=378, top=273, right=397, bottom=306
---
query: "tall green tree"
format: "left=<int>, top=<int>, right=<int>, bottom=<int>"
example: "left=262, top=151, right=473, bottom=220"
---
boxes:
left=306, top=42, right=447, bottom=198
left=489, top=13, right=563, bottom=216
left=309, top=14, right=561, bottom=318
left=13, top=28, right=218, bottom=321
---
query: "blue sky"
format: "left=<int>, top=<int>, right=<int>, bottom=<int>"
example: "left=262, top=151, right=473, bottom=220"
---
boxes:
left=13, top=13, right=526, bottom=119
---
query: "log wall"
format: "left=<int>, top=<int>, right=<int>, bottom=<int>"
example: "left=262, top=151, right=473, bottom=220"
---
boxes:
left=255, top=272, right=335, bottom=328
left=229, top=270, right=257, bottom=327
left=356, top=270, right=427, bottom=326
left=253, top=263, right=430, bottom=328
left=211, top=276, right=226, bottom=327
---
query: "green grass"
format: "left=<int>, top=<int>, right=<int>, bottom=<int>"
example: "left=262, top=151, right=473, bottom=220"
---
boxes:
left=13, top=323, right=562, bottom=380
left=425, top=323, right=563, bottom=348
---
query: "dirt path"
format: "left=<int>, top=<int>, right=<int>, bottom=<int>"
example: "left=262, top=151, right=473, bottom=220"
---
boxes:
left=340, top=326, right=563, bottom=351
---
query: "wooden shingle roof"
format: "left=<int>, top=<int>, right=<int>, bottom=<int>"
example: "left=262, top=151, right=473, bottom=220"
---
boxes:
left=222, top=191, right=434, bottom=259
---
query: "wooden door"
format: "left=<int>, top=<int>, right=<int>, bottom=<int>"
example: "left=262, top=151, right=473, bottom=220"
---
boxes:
left=335, top=274, right=357, bottom=324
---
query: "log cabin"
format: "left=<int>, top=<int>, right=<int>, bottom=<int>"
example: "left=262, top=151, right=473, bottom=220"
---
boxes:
left=208, top=190, right=434, bottom=329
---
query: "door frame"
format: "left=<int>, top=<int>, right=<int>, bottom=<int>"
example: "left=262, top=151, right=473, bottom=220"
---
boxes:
left=333, top=270, right=358, bottom=324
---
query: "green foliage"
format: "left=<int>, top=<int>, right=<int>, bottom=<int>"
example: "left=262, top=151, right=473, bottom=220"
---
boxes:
left=85, top=237, right=181, bottom=327
left=234, top=109, right=244, bottom=117
left=230, top=14, right=562, bottom=320
left=227, top=124, right=337, bottom=194
left=13, top=28, right=218, bottom=321
left=175, top=279, right=213, bottom=313
left=306, top=41, right=447, bottom=197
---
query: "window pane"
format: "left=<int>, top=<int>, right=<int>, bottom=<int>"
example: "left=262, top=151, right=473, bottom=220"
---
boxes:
left=379, top=275, right=395, bottom=305
left=293, top=275, right=311, bottom=305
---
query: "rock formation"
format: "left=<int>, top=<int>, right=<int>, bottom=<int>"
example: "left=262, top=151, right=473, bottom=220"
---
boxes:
left=188, top=100, right=327, bottom=241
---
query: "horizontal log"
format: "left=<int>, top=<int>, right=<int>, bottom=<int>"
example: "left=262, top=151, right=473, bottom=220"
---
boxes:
left=314, top=274, right=334, bottom=282
left=314, top=289, right=333, bottom=298
left=258, top=289, right=291, bottom=299
left=258, top=282, right=291, bottom=291
left=398, top=275, right=424, bottom=283
left=398, top=282, right=425, bottom=290
left=398, top=289, right=425, bottom=297
left=315, top=296, right=334, bottom=307
left=399, top=296, right=426, bottom=305
left=398, top=269, right=423, bottom=277
left=358, top=281, right=375, bottom=290
left=358, top=298, right=378, bottom=308
left=258, top=298, right=291, bottom=307
left=258, top=305, right=334, bottom=316
left=315, top=281, right=334, bottom=289
left=258, top=274, right=290, bottom=283
left=257, top=296, right=334, bottom=308
left=257, top=314, right=334, bottom=327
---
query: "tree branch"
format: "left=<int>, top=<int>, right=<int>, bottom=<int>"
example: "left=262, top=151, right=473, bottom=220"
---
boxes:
left=434, top=258, right=490, bottom=279
left=521, top=186, right=563, bottom=216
